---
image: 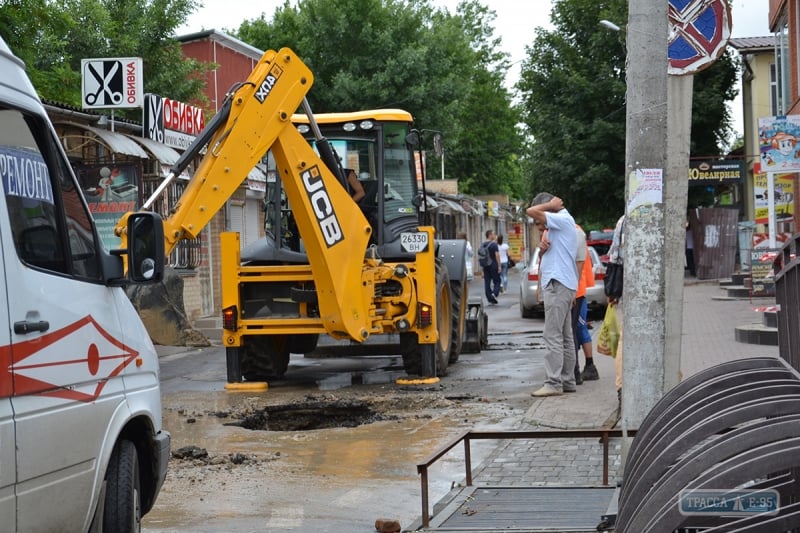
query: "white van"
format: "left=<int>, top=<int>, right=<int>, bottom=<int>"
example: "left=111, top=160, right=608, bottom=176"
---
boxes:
left=0, top=38, right=169, bottom=531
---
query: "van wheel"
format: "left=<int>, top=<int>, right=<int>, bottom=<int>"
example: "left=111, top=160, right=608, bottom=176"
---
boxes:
left=103, top=439, right=141, bottom=533
left=241, top=335, right=291, bottom=380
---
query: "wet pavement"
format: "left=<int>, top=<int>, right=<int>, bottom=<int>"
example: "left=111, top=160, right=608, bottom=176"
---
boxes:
left=404, top=274, right=781, bottom=532
left=147, top=269, right=780, bottom=532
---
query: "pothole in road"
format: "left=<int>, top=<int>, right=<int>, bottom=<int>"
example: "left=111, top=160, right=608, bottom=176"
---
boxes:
left=228, top=398, right=398, bottom=431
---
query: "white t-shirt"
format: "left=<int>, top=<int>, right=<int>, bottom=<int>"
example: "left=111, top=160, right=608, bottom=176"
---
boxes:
left=498, top=243, right=510, bottom=264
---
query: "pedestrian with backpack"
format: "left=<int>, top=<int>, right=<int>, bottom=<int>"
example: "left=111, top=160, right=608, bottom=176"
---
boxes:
left=479, top=229, right=502, bottom=304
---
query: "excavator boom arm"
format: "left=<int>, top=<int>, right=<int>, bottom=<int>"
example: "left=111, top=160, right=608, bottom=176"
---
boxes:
left=116, top=48, right=313, bottom=255
left=116, top=48, right=375, bottom=341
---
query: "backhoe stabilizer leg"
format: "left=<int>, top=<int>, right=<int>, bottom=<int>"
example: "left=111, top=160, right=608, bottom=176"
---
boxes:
left=226, top=346, right=242, bottom=383
left=421, top=344, right=436, bottom=378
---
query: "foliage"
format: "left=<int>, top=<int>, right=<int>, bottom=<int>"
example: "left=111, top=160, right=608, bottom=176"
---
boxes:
left=691, top=49, right=739, bottom=157
left=517, top=0, right=739, bottom=228
left=234, top=0, right=524, bottom=197
left=517, top=0, right=628, bottom=226
left=0, top=0, right=212, bottom=119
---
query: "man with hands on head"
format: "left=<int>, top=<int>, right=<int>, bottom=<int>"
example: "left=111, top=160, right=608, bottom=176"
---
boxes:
left=526, top=193, right=579, bottom=397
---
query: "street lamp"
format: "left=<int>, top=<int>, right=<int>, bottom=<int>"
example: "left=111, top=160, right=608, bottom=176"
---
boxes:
left=599, top=19, right=621, bottom=32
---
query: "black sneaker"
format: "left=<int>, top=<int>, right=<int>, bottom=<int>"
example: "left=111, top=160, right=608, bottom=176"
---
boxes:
left=489, top=298, right=498, bottom=305
left=575, top=367, right=583, bottom=385
left=582, top=364, right=599, bottom=381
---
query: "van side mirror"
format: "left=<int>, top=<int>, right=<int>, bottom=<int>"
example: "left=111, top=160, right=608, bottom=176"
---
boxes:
left=128, top=212, right=165, bottom=283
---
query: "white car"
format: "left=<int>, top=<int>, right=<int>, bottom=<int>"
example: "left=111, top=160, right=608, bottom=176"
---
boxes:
left=519, top=245, right=608, bottom=318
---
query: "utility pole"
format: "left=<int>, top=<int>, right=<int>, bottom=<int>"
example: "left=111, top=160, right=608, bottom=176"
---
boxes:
left=620, top=0, right=671, bottom=441
left=620, top=0, right=730, bottom=464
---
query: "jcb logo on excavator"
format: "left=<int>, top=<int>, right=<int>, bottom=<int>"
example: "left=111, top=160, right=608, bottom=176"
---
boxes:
left=302, top=166, right=343, bottom=247
left=254, top=64, right=284, bottom=104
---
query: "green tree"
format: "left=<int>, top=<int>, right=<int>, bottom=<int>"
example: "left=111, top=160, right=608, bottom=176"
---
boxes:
left=234, top=0, right=524, bottom=197
left=691, top=49, right=739, bottom=157
left=517, top=0, right=738, bottom=227
left=517, top=0, right=628, bottom=226
left=1, top=0, right=211, bottom=117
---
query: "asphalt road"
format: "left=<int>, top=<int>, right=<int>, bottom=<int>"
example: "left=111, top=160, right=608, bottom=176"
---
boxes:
left=143, top=273, right=554, bottom=532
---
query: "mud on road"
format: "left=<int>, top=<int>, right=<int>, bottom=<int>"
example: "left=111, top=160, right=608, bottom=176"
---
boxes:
left=144, top=300, right=545, bottom=532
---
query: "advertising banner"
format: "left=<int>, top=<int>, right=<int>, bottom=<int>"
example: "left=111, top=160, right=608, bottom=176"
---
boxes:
left=749, top=247, right=778, bottom=297
left=143, top=94, right=205, bottom=150
left=758, top=115, right=800, bottom=172
left=507, top=224, right=524, bottom=262
left=688, top=159, right=743, bottom=185
left=754, top=172, right=794, bottom=224
left=75, top=163, right=140, bottom=250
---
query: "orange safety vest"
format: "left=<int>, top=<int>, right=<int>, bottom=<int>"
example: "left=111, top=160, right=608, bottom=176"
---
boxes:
left=576, top=225, right=595, bottom=298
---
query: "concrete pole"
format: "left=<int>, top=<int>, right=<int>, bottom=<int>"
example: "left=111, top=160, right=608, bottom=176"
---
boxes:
left=664, top=74, right=692, bottom=393
left=620, top=0, right=670, bottom=439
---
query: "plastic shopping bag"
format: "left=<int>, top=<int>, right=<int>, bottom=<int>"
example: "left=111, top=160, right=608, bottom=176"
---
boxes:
left=597, top=304, right=620, bottom=357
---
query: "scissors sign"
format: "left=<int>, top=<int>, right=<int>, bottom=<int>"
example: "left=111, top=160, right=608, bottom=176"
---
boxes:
left=83, top=60, right=123, bottom=106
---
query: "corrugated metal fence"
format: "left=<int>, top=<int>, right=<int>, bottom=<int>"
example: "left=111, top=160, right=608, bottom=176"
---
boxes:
left=688, top=207, right=739, bottom=280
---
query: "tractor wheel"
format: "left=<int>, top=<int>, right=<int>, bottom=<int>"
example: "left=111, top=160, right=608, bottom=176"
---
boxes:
left=449, top=263, right=468, bottom=364
left=241, top=335, right=291, bottom=381
left=400, top=261, right=452, bottom=377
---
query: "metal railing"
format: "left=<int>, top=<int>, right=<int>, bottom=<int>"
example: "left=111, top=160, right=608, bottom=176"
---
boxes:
left=415, top=428, right=631, bottom=528
left=774, top=232, right=800, bottom=370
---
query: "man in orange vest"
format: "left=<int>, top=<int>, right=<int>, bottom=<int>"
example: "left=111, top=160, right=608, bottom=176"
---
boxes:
left=573, top=224, right=598, bottom=384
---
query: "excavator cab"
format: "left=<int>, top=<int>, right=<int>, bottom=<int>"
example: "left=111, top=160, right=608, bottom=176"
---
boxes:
left=245, top=109, right=420, bottom=265
left=291, top=109, right=421, bottom=260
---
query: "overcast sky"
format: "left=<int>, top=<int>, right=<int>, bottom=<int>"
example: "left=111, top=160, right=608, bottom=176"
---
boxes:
left=178, top=0, right=772, bottom=136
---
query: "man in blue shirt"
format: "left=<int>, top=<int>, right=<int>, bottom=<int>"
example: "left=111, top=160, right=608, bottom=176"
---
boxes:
left=481, top=229, right=502, bottom=304
left=526, top=193, right=579, bottom=396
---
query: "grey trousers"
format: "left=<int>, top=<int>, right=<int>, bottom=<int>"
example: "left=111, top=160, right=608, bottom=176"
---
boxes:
left=542, top=279, right=577, bottom=390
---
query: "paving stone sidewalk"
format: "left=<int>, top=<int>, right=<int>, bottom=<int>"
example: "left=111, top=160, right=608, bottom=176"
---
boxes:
left=469, top=278, right=780, bottom=489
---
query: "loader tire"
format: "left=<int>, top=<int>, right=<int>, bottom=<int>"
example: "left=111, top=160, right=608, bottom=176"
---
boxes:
left=241, top=335, right=291, bottom=381
left=400, top=261, right=451, bottom=377
left=449, top=266, right=467, bottom=364
left=289, top=333, right=319, bottom=354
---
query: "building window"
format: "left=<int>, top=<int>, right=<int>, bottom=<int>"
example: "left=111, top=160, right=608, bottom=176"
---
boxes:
left=771, top=63, right=779, bottom=116
left=797, top=0, right=800, bottom=101
left=774, top=13, right=790, bottom=114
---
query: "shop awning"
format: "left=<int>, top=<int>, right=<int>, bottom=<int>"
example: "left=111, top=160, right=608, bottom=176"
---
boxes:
left=439, top=198, right=466, bottom=213
left=56, top=122, right=148, bottom=158
left=126, top=135, right=181, bottom=165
